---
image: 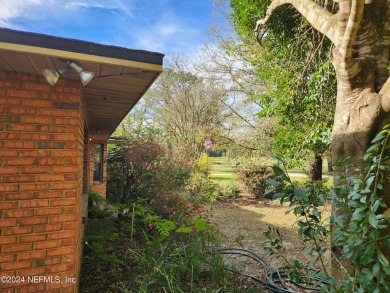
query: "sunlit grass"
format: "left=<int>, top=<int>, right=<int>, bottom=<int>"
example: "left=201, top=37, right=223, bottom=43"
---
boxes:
left=209, top=174, right=236, bottom=181
left=208, top=157, right=239, bottom=187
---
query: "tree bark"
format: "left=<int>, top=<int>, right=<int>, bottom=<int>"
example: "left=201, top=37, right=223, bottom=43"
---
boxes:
left=327, top=158, right=333, bottom=173
left=310, top=154, right=323, bottom=181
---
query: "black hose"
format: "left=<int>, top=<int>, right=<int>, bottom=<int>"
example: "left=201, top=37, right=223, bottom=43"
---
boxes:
left=211, top=248, right=329, bottom=293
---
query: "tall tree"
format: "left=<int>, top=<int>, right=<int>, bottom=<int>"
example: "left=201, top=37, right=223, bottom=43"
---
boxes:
left=229, top=0, right=337, bottom=179
left=143, top=56, right=226, bottom=162
left=232, top=0, right=390, bottom=279
left=194, top=42, right=278, bottom=157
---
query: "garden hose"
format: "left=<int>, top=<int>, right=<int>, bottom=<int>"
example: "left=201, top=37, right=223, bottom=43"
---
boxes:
left=212, top=248, right=330, bottom=293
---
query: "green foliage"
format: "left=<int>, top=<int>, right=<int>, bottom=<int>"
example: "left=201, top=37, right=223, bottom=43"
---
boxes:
left=263, top=126, right=390, bottom=291
left=147, top=191, right=206, bottom=232
left=122, top=201, right=225, bottom=292
left=230, top=0, right=301, bottom=42
left=238, top=164, right=276, bottom=198
left=145, top=214, right=176, bottom=238
left=331, top=125, right=390, bottom=292
left=190, top=153, right=225, bottom=202
left=269, top=165, right=331, bottom=274
left=88, top=189, right=108, bottom=219
left=263, top=226, right=289, bottom=264
left=195, top=153, right=211, bottom=177
left=191, top=176, right=221, bottom=203
left=81, top=194, right=232, bottom=292
left=229, top=0, right=336, bottom=163
left=222, top=182, right=241, bottom=198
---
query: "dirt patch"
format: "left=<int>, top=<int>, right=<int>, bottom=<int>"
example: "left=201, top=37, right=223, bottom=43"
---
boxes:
left=207, top=195, right=331, bottom=272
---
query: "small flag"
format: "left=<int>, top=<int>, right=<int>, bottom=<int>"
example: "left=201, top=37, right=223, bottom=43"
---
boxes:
left=203, top=138, right=213, bottom=150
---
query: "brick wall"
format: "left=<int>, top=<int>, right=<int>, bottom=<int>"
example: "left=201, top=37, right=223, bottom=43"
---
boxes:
left=89, top=141, right=107, bottom=198
left=0, top=71, right=85, bottom=292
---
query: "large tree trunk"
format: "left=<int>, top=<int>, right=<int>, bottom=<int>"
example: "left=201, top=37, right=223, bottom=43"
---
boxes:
left=331, top=53, right=383, bottom=279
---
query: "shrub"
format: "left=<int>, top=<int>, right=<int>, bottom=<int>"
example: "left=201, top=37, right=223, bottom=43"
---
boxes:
left=81, top=193, right=229, bottom=292
left=147, top=191, right=205, bottom=227
left=190, top=176, right=221, bottom=203
left=195, top=152, right=211, bottom=177
left=222, top=183, right=241, bottom=198
left=238, top=166, right=275, bottom=198
left=263, top=125, right=390, bottom=292
left=107, top=138, right=191, bottom=203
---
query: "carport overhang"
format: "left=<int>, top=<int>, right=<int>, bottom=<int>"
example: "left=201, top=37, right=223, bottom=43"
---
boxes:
left=0, top=28, right=164, bottom=140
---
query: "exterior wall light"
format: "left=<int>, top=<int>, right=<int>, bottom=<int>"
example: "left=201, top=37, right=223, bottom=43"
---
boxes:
left=66, top=61, right=95, bottom=86
left=42, top=67, right=69, bottom=85
left=42, top=60, right=95, bottom=86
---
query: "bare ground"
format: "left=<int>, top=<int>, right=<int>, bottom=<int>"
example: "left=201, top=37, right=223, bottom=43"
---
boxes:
left=207, top=194, right=332, bottom=278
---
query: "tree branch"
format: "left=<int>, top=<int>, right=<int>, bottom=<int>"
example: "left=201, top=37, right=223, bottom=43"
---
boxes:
left=339, top=0, right=365, bottom=61
left=255, top=0, right=337, bottom=45
left=218, top=135, right=261, bottom=151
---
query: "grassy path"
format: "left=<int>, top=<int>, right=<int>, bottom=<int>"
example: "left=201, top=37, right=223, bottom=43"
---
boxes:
left=208, top=157, right=238, bottom=187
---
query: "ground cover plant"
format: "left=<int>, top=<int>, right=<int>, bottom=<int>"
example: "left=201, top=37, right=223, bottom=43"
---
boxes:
left=81, top=136, right=259, bottom=291
left=81, top=190, right=260, bottom=292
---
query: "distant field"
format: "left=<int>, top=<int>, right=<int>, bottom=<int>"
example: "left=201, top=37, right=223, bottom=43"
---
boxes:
left=208, top=157, right=238, bottom=186
left=208, top=156, right=333, bottom=188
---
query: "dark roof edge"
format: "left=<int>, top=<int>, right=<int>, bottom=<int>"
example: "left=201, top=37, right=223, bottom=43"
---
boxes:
left=0, top=27, right=164, bottom=66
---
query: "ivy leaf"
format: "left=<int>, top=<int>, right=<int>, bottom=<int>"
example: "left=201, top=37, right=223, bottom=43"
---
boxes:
left=369, top=212, right=378, bottom=228
left=371, top=132, right=386, bottom=143
left=294, top=259, right=302, bottom=269
left=366, top=175, right=375, bottom=188
left=272, top=165, right=284, bottom=176
left=266, top=178, right=279, bottom=186
left=378, top=251, right=390, bottom=275
left=372, top=200, right=380, bottom=213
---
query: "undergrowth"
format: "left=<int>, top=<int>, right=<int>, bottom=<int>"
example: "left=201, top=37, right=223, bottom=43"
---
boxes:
left=264, top=125, right=390, bottom=292
left=80, top=190, right=257, bottom=292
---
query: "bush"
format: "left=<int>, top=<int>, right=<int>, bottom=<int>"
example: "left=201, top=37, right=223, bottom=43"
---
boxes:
left=238, top=166, right=275, bottom=198
left=148, top=191, right=205, bottom=227
left=81, top=194, right=231, bottom=292
left=264, top=125, right=390, bottom=292
left=190, top=176, right=221, bottom=203
left=194, top=153, right=211, bottom=177
left=222, top=183, right=241, bottom=198
left=107, top=138, right=191, bottom=203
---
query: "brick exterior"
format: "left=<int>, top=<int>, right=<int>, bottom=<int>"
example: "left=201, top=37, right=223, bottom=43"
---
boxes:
left=0, top=71, right=86, bottom=292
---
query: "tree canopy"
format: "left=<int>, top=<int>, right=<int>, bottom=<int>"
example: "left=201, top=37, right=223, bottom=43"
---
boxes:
left=229, top=0, right=337, bottom=166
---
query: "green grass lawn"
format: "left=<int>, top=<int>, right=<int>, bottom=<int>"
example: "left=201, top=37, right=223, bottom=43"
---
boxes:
left=208, top=156, right=333, bottom=189
left=286, top=158, right=332, bottom=174
left=209, top=174, right=236, bottom=181
left=208, top=157, right=239, bottom=187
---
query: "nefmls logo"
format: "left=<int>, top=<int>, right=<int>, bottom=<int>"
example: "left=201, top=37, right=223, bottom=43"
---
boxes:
left=28, top=276, right=61, bottom=283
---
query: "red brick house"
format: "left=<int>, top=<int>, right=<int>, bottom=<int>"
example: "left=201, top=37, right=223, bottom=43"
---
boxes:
left=0, top=28, right=163, bottom=292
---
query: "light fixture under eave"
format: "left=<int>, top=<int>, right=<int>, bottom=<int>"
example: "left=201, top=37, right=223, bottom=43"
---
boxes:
left=67, top=61, right=95, bottom=86
left=42, top=67, right=70, bottom=86
left=42, top=60, right=95, bottom=86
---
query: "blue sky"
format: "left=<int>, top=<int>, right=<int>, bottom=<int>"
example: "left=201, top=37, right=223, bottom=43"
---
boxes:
left=0, top=0, right=216, bottom=57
